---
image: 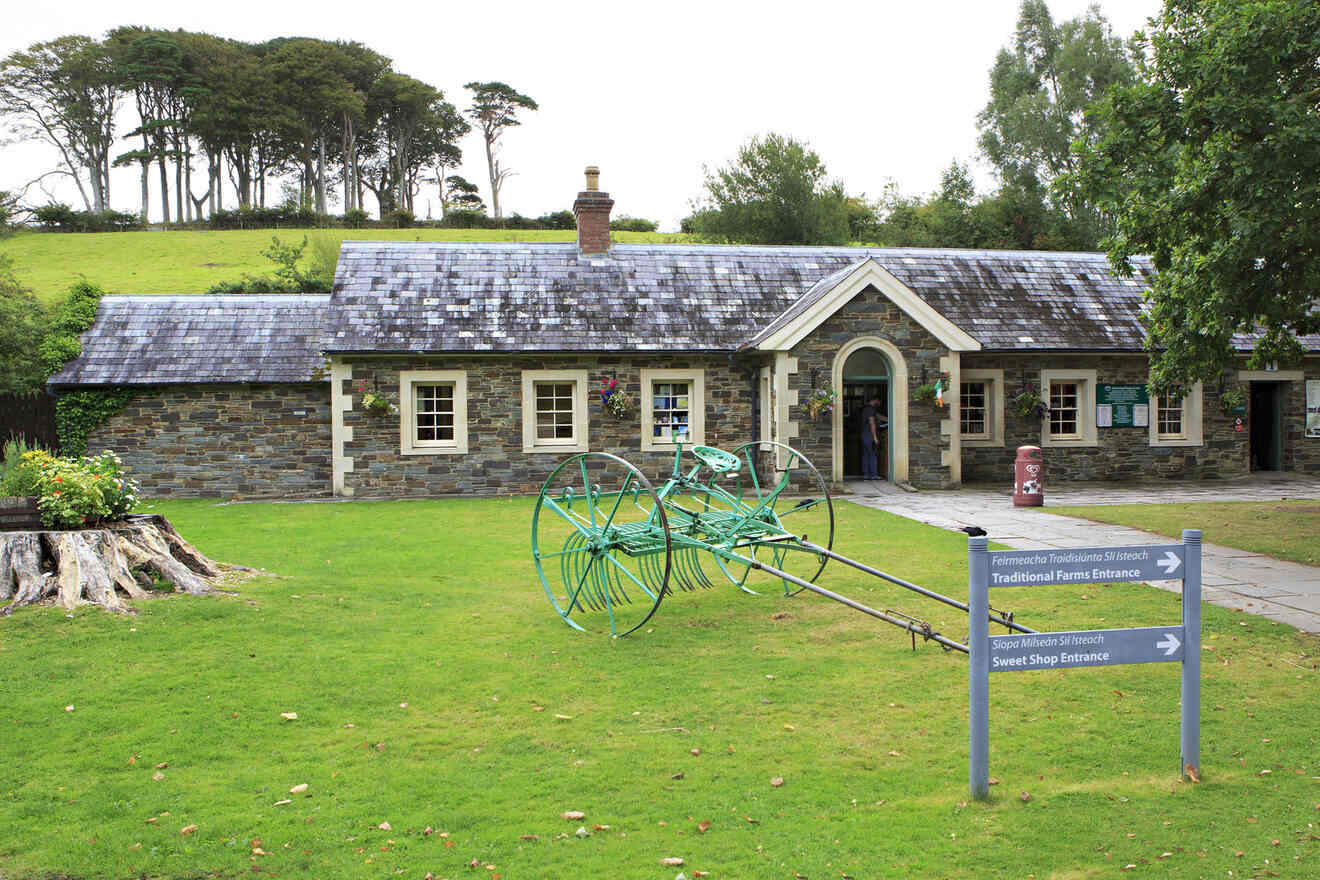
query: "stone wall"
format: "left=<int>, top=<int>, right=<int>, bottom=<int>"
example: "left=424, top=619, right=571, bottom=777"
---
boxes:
left=85, top=384, right=332, bottom=497
left=960, top=355, right=1251, bottom=483
left=791, top=285, right=953, bottom=488
left=1281, top=359, right=1320, bottom=474
left=339, top=355, right=758, bottom=496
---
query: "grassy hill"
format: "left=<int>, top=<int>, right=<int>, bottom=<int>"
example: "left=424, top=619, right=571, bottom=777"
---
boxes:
left=1, top=227, right=692, bottom=305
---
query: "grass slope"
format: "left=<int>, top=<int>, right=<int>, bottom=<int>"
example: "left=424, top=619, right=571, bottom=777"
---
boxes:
left=1046, top=500, right=1320, bottom=566
left=0, top=498, right=1316, bottom=879
left=0, top=228, right=692, bottom=306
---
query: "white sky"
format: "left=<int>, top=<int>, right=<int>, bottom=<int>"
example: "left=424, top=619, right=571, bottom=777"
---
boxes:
left=1, top=0, right=1163, bottom=231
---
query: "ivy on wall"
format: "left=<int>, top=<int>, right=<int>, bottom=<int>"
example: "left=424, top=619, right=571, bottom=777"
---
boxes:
left=39, top=279, right=140, bottom=455
left=54, top=390, right=137, bottom=456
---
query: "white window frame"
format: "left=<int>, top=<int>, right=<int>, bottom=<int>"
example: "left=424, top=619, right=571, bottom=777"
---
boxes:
left=521, top=369, right=589, bottom=453
left=1040, top=369, right=1098, bottom=447
left=1149, top=382, right=1204, bottom=447
left=960, top=368, right=1004, bottom=447
left=400, top=370, right=468, bottom=455
left=641, top=368, right=705, bottom=451
left=758, top=365, right=772, bottom=444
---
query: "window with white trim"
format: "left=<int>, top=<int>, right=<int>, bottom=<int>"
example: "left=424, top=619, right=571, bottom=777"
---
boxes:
left=1040, top=369, right=1098, bottom=447
left=521, top=370, right=589, bottom=453
left=1149, top=382, right=1204, bottom=447
left=959, top=368, right=1004, bottom=446
left=400, top=370, right=468, bottom=455
left=641, top=368, right=705, bottom=451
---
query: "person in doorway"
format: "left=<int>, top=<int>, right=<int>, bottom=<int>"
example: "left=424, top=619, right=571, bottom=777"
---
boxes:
left=859, top=395, right=886, bottom=480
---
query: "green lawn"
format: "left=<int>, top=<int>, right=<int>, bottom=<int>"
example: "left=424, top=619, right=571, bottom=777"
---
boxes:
left=1045, top=500, right=1320, bottom=566
left=0, top=228, right=692, bottom=306
left=1, top=498, right=1316, bottom=879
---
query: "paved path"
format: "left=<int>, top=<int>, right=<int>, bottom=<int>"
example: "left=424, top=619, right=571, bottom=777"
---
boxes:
left=841, top=473, right=1320, bottom=633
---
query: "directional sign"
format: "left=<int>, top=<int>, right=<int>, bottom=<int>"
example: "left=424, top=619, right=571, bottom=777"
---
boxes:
left=987, top=545, right=1184, bottom=588
left=988, top=625, right=1185, bottom=672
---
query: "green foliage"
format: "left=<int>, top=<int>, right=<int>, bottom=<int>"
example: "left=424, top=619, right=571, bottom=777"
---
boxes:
left=31, top=203, right=143, bottom=232
left=609, top=215, right=658, bottom=233
left=1073, top=0, right=1320, bottom=395
left=37, top=278, right=104, bottom=378
left=0, top=435, right=47, bottom=496
left=53, top=389, right=136, bottom=457
left=689, top=132, right=851, bottom=245
left=977, top=0, right=1136, bottom=238
left=342, top=208, right=369, bottom=228
left=0, top=255, right=49, bottom=393
left=206, top=234, right=334, bottom=294
left=382, top=209, right=414, bottom=228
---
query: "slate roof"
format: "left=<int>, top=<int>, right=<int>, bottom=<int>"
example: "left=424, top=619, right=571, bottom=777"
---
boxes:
left=326, top=242, right=1159, bottom=353
left=48, top=294, right=329, bottom=387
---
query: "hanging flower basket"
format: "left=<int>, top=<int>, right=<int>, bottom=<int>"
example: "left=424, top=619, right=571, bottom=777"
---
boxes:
left=357, top=382, right=397, bottom=417
left=600, top=378, right=636, bottom=419
left=1218, top=387, right=1246, bottom=415
left=805, top=386, right=836, bottom=420
left=1012, top=384, right=1049, bottom=420
left=912, top=373, right=950, bottom=407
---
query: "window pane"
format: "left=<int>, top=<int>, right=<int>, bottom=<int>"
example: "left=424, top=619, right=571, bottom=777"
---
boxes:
left=960, top=381, right=987, bottom=435
left=415, top=383, right=455, bottom=443
left=1159, top=399, right=1184, bottom=436
left=535, top=381, right=577, bottom=441
left=1049, top=381, right=1079, bottom=435
left=651, top=380, right=691, bottom=444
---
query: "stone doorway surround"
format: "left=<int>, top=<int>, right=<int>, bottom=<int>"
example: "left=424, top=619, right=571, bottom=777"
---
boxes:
left=832, top=337, right=909, bottom=484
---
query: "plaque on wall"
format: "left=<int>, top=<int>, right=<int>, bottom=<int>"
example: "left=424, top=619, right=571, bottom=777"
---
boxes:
left=1097, top=384, right=1149, bottom=427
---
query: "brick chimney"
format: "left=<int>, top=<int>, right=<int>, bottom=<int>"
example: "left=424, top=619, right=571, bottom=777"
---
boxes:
left=573, top=166, right=613, bottom=255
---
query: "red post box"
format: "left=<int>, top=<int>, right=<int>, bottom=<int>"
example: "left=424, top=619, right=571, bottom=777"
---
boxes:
left=1012, top=445, right=1044, bottom=507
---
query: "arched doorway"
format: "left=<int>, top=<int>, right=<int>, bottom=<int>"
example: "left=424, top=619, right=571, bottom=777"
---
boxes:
left=830, top=337, right=909, bottom=484
left=841, top=348, right=890, bottom=479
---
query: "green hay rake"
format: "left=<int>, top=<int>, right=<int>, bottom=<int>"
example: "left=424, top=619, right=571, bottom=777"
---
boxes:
left=531, top=442, right=1036, bottom=644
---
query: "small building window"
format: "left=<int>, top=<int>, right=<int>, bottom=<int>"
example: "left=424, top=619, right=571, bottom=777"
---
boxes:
left=521, top=370, right=589, bottom=453
left=960, top=368, right=1004, bottom=446
left=641, top=368, right=706, bottom=451
left=1150, top=382, right=1203, bottom=447
left=961, top=381, right=987, bottom=436
left=400, top=370, right=468, bottom=455
left=1040, top=369, right=1098, bottom=447
left=1049, top=381, right=1080, bottom=438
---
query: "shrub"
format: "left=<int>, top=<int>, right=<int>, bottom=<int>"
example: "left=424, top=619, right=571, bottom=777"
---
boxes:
left=383, top=209, right=414, bottom=228
left=31, top=204, right=143, bottom=232
left=342, top=208, right=370, bottom=228
left=0, top=437, right=46, bottom=497
left=610, top=215, right=659, bottom=232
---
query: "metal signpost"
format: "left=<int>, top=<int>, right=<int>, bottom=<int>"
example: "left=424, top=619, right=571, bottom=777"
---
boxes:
left=968, top=530, right=1202, bottom=799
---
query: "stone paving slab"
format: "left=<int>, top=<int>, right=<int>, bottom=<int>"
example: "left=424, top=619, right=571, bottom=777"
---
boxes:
left=842, top=474, right=1320, bottom=634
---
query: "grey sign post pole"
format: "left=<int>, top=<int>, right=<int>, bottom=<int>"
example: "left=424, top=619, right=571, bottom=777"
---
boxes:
left=968, top=536, right=990, bottom=799
left=1180, top=529, right=1202, bottom=779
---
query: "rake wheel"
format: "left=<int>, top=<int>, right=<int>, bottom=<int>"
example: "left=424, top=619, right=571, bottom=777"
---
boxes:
left=532, top=452, right=671, bottom=637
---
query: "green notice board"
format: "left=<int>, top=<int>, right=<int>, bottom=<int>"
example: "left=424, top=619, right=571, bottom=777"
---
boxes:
left=1097, top=384, right=1149, bottom=428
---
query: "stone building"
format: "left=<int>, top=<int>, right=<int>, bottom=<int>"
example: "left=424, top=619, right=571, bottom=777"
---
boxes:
left=50, top=170, right=1320, bottom=498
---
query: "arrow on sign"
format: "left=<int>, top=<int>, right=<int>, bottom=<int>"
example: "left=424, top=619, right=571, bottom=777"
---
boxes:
left=1156, top=551, right=1182, bottom=575
left=1156, top=632, right=1181, bottom=656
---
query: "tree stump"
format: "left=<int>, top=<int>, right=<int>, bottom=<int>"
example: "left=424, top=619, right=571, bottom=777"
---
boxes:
left=0, top=514, right=239, bottom=615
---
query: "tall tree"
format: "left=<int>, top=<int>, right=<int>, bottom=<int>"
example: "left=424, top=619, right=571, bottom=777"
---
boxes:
left=688, top=133, right=850, bottom=245
left=978, top=0, right=1136, bottom=247
left=464, top=81, right=537, bottom=220
left=1073, top=0, right=1320, bottom=396
left=109, top=29, right=191, bottom=223
left=361, top=76, right=465, bottom=215
left=0, top=36, right=119, bottom=213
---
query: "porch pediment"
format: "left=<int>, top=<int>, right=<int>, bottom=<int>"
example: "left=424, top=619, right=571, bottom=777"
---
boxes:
left=742, top=258, right=981, bottom=353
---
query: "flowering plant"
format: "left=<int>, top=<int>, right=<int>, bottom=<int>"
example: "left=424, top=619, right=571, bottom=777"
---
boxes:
left=806, top=386, right=836, bottom=420
left=357, top=381, right=396, bottom=417
left=1012, top=384, right=1050, bottom=419
left=20, top=449, right=141, bottom=529
left=599, top=378, right=636, bottom=418
left=1219, top=387, right=1246, bottom=415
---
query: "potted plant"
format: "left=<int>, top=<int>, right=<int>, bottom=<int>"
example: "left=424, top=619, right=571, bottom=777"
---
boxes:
left=357, top=381, right=396, bottom=417
left=600, top=378, right=636, bottom=418
left=805, top=386, right=836, bottom=420
left=1219, top=387, right=1246, bottom=415
left=912, top=373, right=950, bottom=407
left=1012, top=384, right=1050, bottom=419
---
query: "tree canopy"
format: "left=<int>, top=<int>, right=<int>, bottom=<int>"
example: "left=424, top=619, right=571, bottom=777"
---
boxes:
left=1073, top=0, right=1320, bottom=395
left=464, top=81, right=537, bottom=220
left=687, top=133, right=851, bottom=246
